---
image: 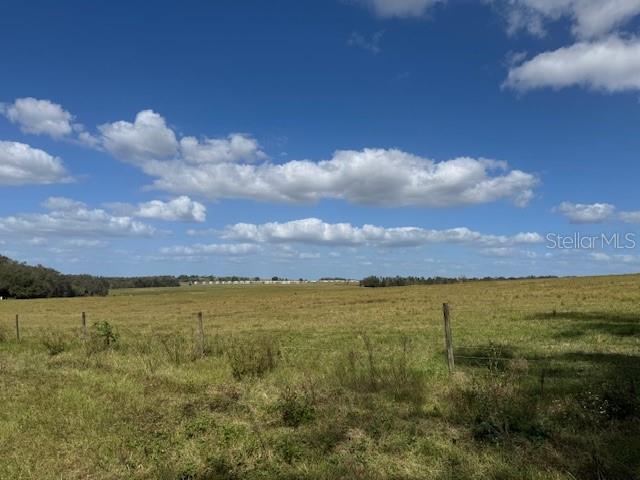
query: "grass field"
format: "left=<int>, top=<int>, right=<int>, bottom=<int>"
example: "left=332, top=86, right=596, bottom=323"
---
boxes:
left=0, top=275, right=639, bottom=479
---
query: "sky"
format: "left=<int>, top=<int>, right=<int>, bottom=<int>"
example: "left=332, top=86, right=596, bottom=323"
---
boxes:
left=1, top=0, right=640, bottom=279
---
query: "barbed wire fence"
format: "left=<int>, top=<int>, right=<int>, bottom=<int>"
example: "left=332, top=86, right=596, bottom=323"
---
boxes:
left=4, top=304, right=640, bottom=379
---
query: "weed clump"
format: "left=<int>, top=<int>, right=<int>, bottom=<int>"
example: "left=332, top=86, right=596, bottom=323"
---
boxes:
left=41, top=330, right=68, bottom=356
left=334, top=335, right=428, bottom=410
left=158, top=333, right=189, bottom=365
left=276, top=386, right=315, bottom=427
left=86, top=321, right=118, bottom=354
left=576, top=378, right=639, bottom=423
left=452, top=368, right=548, bottom=443
left=226, top=335, right=280, bottom=380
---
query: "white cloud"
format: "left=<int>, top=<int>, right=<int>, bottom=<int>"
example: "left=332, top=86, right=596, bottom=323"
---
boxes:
left=107, top=196, right=206, bottom=222
left=505, top=36, right=640, bottom=92
left=358, top=0, right=445, bottom=18
left=134, top=196, right=206, bottom=222
left=555, top=201, right=640, bottom=224
left=481, top=247, right=538, bottom=258
left=619, top=211, right=640, bottom=223
left=160, top=243, right=261, bottom=256
left=142, top=148, right=537, bottom=207
left=590, top=251, right=640, bottom=263
left=97, top=110, right=265, bottom=168
left=98, top=109, right=178, bottom=164
left=0, top=197, right=156, bottom=237
left=4, top=105, right=537, bottom=209
left=496, top=0, right=640, bottom=39
left=64, top=239, right=108, bottom=248
left=42, top=197, right=87, bottom=210
left=1, top=97, right=74, bottom=137
left=180, top=133, right=266, bottom=164
left=0, top=141, right=70, bottom=185
left=220, top=217, right=543, bottom=248
left=554, top=202, right=616, bottom=223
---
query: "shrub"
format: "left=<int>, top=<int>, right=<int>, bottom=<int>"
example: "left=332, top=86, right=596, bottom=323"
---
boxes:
left=577, top=378, right=639, bottom=423
left=277, top=386, right=315, bottom=427
left=86, top=321, right=118, bottom=354
left=226, top=335, right=279, bottom=380
left=41, top=331, right=68, bottom=356
left=452, top=370, right=548, bottom=443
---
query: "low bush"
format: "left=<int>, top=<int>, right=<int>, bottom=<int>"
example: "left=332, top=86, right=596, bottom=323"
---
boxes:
left=226, top=335, right=280, bottom=380
left=86, top=321, right=119, bottom=354
left=276, top=386, right=315, bottom=427
left=451, top=370, right=548, bottom=443
left=41, top=331, right=69, bottom=356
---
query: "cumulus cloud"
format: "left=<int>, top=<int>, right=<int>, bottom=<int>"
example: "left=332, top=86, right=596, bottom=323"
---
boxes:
left=106, top=196, right=206, bottom=222
left=220, top=217, right=543, bottom=248
left=2, top=104, right=537, bottom=208
left=554, top=201, right=640, bottom=224
left=0, top=197, right=156, bottom=237
left=495, top=0, right=640, bottom=39
left=358, top=0, right=445, bottom=18
left=554, top=202, right=616, bottom=223
left=142, top=148, right=537, bottom=207
left=160, top=243, right=261, bottom=256
left=1, top=97, right=74, bottom=137
left=98, top=109, right=178, bottom=164
left=97, top=110, right=265, bottom=167
left=0, top=141, right=70, bottom=185
left=180, top=134, right=266, bottom=164
left=505, top=36, right=640, bottom=92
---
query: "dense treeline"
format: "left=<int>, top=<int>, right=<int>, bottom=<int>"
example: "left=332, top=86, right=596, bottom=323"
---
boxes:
left=0, top=255, right=181, bottom=299
left=105, top=276, right=180, bottom=289
left=0, top=256, right=108, bottom=299
left=359, top=275, right=558, bottom=287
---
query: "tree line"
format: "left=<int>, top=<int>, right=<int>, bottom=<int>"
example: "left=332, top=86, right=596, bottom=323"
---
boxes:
left=359, top=275, right=558, bottom=288
left=0, top=255, right=179, bottom=299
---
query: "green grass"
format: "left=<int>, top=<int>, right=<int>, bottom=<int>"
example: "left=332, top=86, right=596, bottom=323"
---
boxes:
left=0, top=276, right=639, bottom=479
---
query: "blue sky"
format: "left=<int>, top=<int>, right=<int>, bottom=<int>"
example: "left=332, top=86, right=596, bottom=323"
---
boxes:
left=1, top=0, right=640, bottom=278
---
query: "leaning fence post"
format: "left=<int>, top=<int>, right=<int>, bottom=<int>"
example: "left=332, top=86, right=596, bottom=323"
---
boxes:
left=82, top=312, right=87, bottom=338
left=15, top=314, right=20, bottom=342
left=442, top=303, right=454, bottom=372
left=197, top=311, right=205, bottom=357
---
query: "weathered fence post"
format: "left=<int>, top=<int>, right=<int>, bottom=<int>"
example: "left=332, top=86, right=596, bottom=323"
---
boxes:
left=15, top=314, right=20, bottom=341
left=442, top=303, right=454, bottom=372
left=82, top=312, right=87, bottom=338
left=197, top=311, right=205, bottom=357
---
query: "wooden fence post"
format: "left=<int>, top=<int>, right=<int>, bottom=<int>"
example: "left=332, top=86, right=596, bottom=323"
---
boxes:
left=197, top=311, right=205, bottom=357
left=82, top=312, right=87, bottom=338
left=442, top=303, right=454, bottom=372
left=15, top=314, right=20, bottom=342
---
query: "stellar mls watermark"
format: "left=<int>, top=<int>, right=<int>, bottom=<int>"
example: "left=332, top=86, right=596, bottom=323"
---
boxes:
left=546, top=232, right=636, bottom=250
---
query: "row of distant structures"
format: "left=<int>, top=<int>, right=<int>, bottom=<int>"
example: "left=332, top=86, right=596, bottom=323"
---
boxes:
left=186, top=278, right=357, bottom=286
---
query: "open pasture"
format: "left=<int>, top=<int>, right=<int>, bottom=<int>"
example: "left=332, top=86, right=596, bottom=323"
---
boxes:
left=0, top=275, right=639, bottom=479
